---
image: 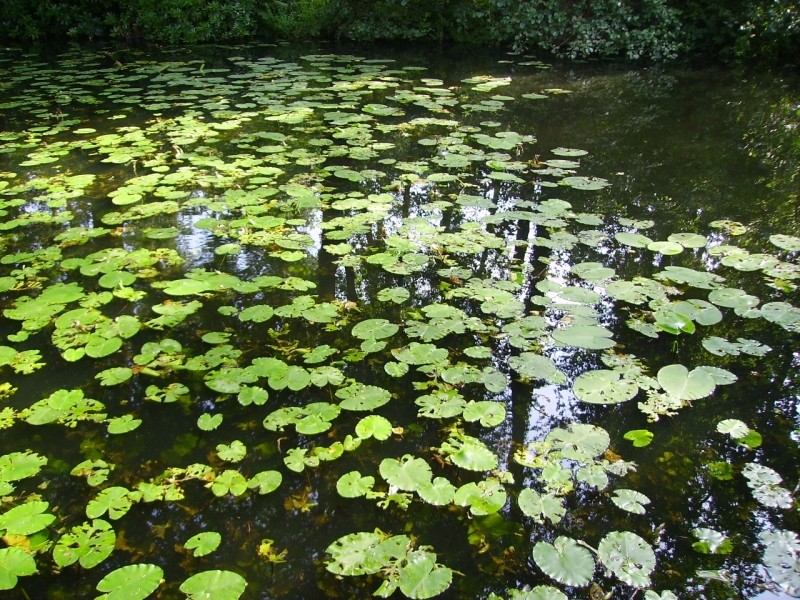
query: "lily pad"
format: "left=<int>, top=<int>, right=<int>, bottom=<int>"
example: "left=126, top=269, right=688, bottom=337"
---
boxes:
left=532, top=536, right=594, bottom=587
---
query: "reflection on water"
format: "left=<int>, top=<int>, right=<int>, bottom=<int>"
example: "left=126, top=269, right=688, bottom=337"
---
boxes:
left=0, top=43, right=798, bottom=598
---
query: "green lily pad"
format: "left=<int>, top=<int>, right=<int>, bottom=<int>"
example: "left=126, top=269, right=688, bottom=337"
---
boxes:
left=532, top=536, right=594, bottom=587
left=657, top=364, right=716, bottom=400
left=96, top=563, right=163, bottom=600
left=0, top=547, right=37, bottom=591
left=597, top=531, right=655, bottom=587
left=179, top=570, right=247, bottom=600
left=573, top=370, right=639, bottom=404
left=185, top=531, right=222, bottom=557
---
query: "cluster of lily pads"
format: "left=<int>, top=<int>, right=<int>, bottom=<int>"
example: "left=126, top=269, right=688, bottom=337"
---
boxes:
left=0, top=45, right=798, bottom=599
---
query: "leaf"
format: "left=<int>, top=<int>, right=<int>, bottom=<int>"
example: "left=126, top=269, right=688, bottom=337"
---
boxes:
left=325, top=531, right=388, bottom=576
left=0, top=501, right=55, bottom=535
left=96, top=563, right=163, bottom=600
left=247, top=471, right=282, bottom=495
left=0, top=547, right=37, bottom=591
left=518, top=489, right=565, bottom=524
left=53, top=519, right=115, bottom=568
left=336, top=383, right=391, bottom=411
left=379, top=455, right=432, bottom=491
left=0, top=451, right=47, bottom=482
left=417, top=477, right=456, bottom=506
left=532, top=536, right=594, bottom=586
left=611, top=489, right=651, bottom=514
left=657, top=364, right=716, bottom=400
left=398, top=549, right=453, bottom=599
left=355, top=415, right=393, bottom=440
left=623, top=429, right=654, bottom=447
left=86, top=487, right=134, bottom=520
left=597, top=531, right=656, bottom=587
left=573, top=370, right=639, bottom=404
left=107, top=414, right=142, bottom=435
left=552, top=325, right=615, bottom=350
left=716, top=419, right=749, bottom=438
left=439, top=433, right=498, bottom=471
left=209, top=470, right=248, bottom=497
left=337, top=471, right=376, bottom=498
left=453, top=480, right=507, bottom=515
left=692, top=528, right=733, bottom=555
left=351, top=318, right=400, bottom=340
left=198, top=413, right=223, bottom=431
left=179, top=569, right=247, bottom=600
left=185, top=531, right=222, bottom=557
left=216, top=440, right=247, bottom=463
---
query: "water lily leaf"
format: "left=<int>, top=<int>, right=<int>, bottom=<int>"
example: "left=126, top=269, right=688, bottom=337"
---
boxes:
left=216, top=440, right=247, bottom=463
left=337, top=471, right=376, bottom=498
left=392, top=343, right=448, bottom=365
left=417, top=477, right=456, bottom=506
left=552, top=325, right=615, bottom=350
left=462, top=401, right=505, bottom=427
left=336, top=383, right=391, bottom=411
left=439, top=433, right=498, bottom=471
left=96, top=563, right=163, bottom=600
left=355, top=415, right=393, bottom=440
left=573, top=370, right=639, bottom=404
left=107, top=414, right=142, bottom=435
left=0, top=451, right=47, bottom=482
left=623, top=429, right=654, bottom=447
left=561, top=176, right=610, bottom=190
left=532, top=536, right=594, bottom=587
left=668, top=232, right=707, bottom=248
left=198, top=413, right=223, bottom=431
left=611, top=489, right=651, bottom=514
left=247, top=471, right=282, bottom=495
left=185, top=531, right=222, bottom=557
left=572, top=261, right=615, bottom=281
left=86, top=486, right=134, bottom=520
left=760, top=530, right=800, bottom=595
left=615, top=232, right=653, bottom=248
left=179, top=569, right=247, bottom=600
left=384, top=361, right=410, bottom=377
left=518, top=489, right=565, bottom=524
left=716, top=419, right=749, bottom=438
left=761, top=301, right=800, bottom=332
left=324, top=531, right=389, bottom=576
left=398, top=549, right=453, bottom=599
left=380, top=455, right=432, bottom=491
left=377, top=287, right=410, bottom=303
left=648, top=241, right=684, bottom=255
left=597, top=531, right=656, bottom=587
left=509, top=353, right=566, bottom=384
left=770, top=234, right=800, bottom=251
left=96, top=367, right=133, bottom=386
left=0, top=501, right=55, bottom=535
left=657, top=364, right=716, bottom=400
left=692, top=528, right=733, bottom=555
left=453, top=480, right=507, bottom=515
left=0, top=547, right=37, bottom=591
left=209, top=470, right=248, bottom=497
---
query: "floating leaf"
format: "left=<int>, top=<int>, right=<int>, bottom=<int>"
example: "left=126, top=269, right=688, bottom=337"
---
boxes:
left=336, top=471, right=376, bottom=498
left=611, top=489, right=651, bottom=514
left=179, top=570, right=247, bottom=600
left=573, top=370, right=639, bottom=404
left=657, top=364, right=716, bottom=400
left=518, top=489, right=565, bottom=524
left=623, top=429, right=654, bottom=447
left=532, top=537, right=594, bottom=587
left=185, top=531, right=222, bottom=557
left=379, top=455, right=432, bottom=492
left=0, top=547, right=37, bottom=591
left=597, top=531, right=655, bottom=587
left=0, top=501, right=55, bottom=535
left=96, top=563, right=163, bottom=600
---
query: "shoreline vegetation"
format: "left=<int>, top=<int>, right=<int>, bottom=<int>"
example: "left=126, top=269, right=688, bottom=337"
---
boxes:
left=1, top=0, right=798, bottom=63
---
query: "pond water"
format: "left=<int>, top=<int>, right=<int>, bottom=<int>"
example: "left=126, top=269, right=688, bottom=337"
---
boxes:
left=0, top=42, right=798, bottom=599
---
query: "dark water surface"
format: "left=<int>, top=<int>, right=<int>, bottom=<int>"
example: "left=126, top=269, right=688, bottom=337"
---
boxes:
left=0, top=42, right=798, bottom=599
